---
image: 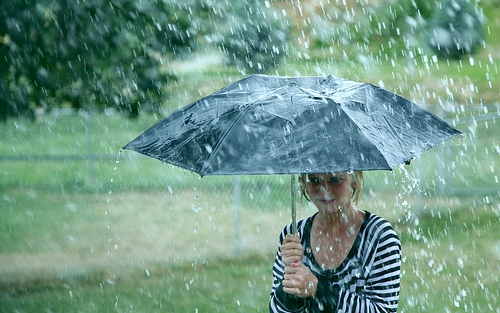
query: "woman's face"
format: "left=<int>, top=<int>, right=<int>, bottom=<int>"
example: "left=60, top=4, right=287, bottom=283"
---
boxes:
left=304, top=172, right=356, bottom=214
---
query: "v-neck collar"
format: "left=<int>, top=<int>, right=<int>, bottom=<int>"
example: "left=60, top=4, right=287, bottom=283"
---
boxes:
left=302, top=211, right=371, bottom=273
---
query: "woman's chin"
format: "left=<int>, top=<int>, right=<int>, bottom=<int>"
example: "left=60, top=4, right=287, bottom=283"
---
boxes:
left=317, top=203, right=342, bottom=214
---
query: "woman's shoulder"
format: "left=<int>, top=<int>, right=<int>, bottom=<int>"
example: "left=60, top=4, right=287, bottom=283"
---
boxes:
left=364, top=210, right=394, bottom=227
left=362, top=210, right=400, bottom=240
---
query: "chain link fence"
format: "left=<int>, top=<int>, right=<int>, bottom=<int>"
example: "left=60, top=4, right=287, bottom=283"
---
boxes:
left=1, top=104, right=498, bottom=258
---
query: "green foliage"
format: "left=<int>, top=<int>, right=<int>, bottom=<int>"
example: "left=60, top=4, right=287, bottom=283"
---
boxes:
left=216, top=0, right=290, bottom=74
left=308, top=0, right=435, bottom=52
left=0, top=0, right=199, bottom=120
left=425, top=0, right=485, bottom=59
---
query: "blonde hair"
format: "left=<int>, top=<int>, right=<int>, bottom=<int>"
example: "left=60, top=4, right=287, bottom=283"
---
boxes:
left=299, top=171, right=364, bottom=205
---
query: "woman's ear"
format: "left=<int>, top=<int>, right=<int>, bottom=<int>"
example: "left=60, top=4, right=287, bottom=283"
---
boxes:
left=303, top=189, right=311, bottom=202
left=350, top=175, right=357, bottom=198
left=351, top=174, right=358, bottom=189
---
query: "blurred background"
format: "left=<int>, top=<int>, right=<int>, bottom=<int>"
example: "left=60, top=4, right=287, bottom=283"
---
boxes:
left=1, top=0, right=499, bottom=312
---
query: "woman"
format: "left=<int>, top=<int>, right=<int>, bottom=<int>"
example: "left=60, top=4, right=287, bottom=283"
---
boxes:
left=269, top=171, right=401, bottom=312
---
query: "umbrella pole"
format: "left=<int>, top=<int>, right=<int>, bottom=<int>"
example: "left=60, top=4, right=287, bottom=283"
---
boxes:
left=291, top=174, right=297, bottom=235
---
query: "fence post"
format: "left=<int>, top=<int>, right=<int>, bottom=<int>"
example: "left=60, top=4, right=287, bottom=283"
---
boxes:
left=82, top=111, right=96, bottom=186
left=233, top=176, right=241, bottom=259
left=414, top=156, right=422, bottom=212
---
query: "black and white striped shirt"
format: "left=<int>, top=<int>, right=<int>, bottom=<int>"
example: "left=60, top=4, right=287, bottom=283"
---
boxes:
left=269, top=211, right=401, bottom=313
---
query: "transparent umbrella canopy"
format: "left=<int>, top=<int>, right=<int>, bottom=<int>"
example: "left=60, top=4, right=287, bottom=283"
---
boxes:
left=124, top=74, right=461, bottom=233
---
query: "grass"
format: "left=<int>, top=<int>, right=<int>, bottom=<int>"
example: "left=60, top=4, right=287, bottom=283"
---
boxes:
left=1, top=187, right=499, bottom=312
left=0, top=255, right=273, bottom=312
left=397, top=203, right=500, bottom=312
left=0, top=185, right=297, bottom=312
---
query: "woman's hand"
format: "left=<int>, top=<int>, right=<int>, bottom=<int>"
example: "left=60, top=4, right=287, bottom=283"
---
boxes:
left=280, top=233, right=317, bottom=298
left=280, top=234, right=303, bottom=266
left=282, top=262, right=318, bottom=298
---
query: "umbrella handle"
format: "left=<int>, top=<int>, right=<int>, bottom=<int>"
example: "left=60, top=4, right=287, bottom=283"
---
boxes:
left=291, top=174, right=297, bottom=235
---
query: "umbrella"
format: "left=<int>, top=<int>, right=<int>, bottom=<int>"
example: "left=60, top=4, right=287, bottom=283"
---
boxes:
left=123, top=74, right=461, bottom=233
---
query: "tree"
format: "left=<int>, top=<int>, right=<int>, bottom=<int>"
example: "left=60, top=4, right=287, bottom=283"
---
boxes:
left=304, top=0, right=437, bottom=57
left=216, top=0, right=290, bottom=74
left=0, top=0, right=200, bottom=120
left=425, top=0, right=484, bottom=59
left=0, top=0, right=35, bottom=121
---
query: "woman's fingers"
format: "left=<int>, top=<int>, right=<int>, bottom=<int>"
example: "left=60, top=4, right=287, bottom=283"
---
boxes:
left=281, top=234, right=302, bottom=252
left=280, top=248, right=302, bottom=265
left=283, top=233, right=301, bottom=244
left=280, top=233, right=303, bottom=265
left=282, top=264, right=318, bottom=298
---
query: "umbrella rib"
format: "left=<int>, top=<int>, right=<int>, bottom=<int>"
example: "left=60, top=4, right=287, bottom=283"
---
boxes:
left=340, top=104, right=395, bottom=169
left=199, top=86, right=287, bottom=175
left=294, top=86, right=396, bottom=169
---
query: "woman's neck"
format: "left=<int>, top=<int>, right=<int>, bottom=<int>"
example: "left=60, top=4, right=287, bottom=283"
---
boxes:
left=315, top=205, right=364, bottom=232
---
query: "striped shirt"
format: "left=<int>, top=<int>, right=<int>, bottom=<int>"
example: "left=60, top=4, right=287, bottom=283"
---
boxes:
left=269, top=211, right=401, bottom=313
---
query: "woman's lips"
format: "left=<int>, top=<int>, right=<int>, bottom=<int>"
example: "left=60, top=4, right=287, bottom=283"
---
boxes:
left=317, top=199, right=335, bottom=204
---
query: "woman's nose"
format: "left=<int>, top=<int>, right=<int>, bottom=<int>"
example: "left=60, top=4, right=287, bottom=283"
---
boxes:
left=318, top=183, right=331, bottom=194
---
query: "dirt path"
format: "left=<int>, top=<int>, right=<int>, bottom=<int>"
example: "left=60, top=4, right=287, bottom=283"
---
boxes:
left=0, top=189, right=296, bottom=285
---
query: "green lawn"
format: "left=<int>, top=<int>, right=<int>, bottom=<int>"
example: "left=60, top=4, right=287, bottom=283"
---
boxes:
left=1, top=187, right=498, bottom=312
